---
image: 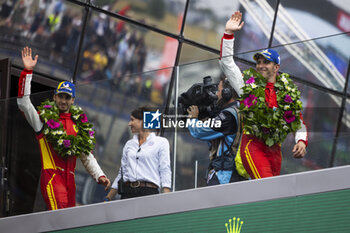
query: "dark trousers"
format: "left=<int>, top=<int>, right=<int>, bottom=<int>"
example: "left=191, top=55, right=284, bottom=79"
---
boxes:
left=121, top=186, right=159, bottom=199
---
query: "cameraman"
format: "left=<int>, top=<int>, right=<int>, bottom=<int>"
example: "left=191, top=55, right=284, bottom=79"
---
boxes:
left=187, top=77, right=246, bottom=186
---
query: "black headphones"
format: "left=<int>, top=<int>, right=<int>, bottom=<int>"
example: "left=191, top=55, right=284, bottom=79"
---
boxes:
left=221, top=79, right=233, bottom=101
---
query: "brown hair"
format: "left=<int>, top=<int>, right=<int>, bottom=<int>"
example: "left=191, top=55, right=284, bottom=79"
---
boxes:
left=131, top=105, right=155, bottom=120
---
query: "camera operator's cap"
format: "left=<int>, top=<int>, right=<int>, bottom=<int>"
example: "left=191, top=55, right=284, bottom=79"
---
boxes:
left=55, top=81, right=75, bottom=97
left=253, top=49, right=280, bottom=65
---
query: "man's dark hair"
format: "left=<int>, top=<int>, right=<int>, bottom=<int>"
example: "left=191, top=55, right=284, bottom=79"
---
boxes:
left=131, top=105, right=155, bottom=120
left=220, top=76, right=239, bottom=100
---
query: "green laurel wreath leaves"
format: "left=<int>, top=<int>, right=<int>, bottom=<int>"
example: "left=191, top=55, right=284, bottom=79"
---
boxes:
left=239, top=68, right=303, bottom=146
left=37, top=99, right=96, bottom=158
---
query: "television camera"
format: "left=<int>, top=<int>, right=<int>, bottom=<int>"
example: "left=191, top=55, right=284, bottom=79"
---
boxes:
left=178, top=76, right=218, bottom=120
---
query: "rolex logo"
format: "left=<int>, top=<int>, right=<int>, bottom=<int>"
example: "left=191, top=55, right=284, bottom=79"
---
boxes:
left=225, top=217, right=244, bottom=233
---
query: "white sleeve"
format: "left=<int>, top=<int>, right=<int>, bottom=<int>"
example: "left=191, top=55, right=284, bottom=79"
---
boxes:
left=79, top=152, right=105, bottom=182
left=17, top=71, right=43, bottom=133
left=111, top=169, right=121, bottom=190
left=295, top=115, right=308, bottom=146
left=219, top=35, right=244, bottom=97
left=111, top=144, right=127, bottom=190
left=158, top=138, right=172, bottom=189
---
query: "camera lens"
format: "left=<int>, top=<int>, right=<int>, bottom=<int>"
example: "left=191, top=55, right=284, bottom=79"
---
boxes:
left=203, top=76, right=212, bottom=86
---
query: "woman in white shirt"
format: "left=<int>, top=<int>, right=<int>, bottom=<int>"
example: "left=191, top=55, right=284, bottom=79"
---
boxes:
left=105, top=106, right=171, bottom=200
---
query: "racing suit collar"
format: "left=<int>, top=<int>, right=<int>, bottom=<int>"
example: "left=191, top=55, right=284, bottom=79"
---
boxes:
left=266, top=82, right=275, bottom=89
left=59, top=112, right=72, bottom=119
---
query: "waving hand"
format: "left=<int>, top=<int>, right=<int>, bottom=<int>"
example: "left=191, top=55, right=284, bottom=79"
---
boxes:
left=21, top=47, right=38, bottom=71
left=225, top=11, right=245, bottom=34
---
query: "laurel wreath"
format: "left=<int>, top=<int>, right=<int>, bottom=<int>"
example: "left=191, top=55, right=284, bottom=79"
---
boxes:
left=239, top=68, right=303, bottom=146
left=37, top=100, right=96, bottom=158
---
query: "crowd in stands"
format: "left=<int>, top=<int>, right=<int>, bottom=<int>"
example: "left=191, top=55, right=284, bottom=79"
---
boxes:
left=0, top=0, right=153, bottom=99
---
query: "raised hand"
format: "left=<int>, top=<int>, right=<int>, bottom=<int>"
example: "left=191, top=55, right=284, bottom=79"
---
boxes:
left=225, top=11, right=245, bottom=34
left=21, top=46, right=38, bottom=71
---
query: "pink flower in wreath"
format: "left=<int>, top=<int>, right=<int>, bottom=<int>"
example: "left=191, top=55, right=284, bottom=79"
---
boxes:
left=243, top=94, right=257, bottom=108
left=63, top=140, right=71, bottom=148
left=283, top=110, right=295, bottom=123
left=284, top=94, right=293, bottom=103
left=89, top=130, right=94, bottom=137
left=47, top=119, right=60, bottom=129
left=80, top=114, right=88, bottom=123
left=246, top=76, right=255, bottom=84
left=43, top=105, right=52, bottom=108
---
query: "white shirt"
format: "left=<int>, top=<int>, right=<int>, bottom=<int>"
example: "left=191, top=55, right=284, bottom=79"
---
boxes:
left=111, top=133, right=172, bottom=189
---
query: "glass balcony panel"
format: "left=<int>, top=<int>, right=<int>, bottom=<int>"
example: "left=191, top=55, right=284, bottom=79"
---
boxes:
left=74, top=68, right=174, bottom=203
left=183, top=0, right=277, bottom=53
left=91, top=0, right=186, bottom=34
left=237, top=34, right=350, bottom=93
left=334, top=99, right=350, bottom=166
left=281, top=82, right=341, bottom=172
left=75, top=9, right=178, bottom=86
left=179, top=43, right=218, bottom=65
left=0, top=1, right=84, bottom=80
left=275, top=0, right=349, bottom=44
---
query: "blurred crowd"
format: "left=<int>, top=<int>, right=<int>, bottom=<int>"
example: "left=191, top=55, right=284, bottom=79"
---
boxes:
left=0, top=0, right=155, bottom=100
